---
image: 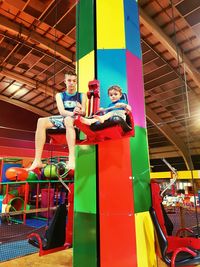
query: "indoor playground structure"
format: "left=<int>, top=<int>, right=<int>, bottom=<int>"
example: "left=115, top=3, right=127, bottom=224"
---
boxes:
left=2, top=167, right=37, bottom=215
left=1, top=1, right=200, bottom=267
left=70, top=1, right=200, bottom=267
left=0, top=156, right=74, bottom=260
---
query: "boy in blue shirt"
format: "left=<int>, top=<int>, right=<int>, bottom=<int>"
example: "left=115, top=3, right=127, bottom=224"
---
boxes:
left=28, top=71, right=86, bottom=171
left=80, top=85, right=131, bottom=125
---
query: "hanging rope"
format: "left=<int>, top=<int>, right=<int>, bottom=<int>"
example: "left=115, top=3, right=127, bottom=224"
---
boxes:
left=76, top=0, right=80, bottom=104
left=169, top=0, right=199, bottom=236
left=45, top=0, right=59, bottom=225
left=161, top=158, right=177, bottom=197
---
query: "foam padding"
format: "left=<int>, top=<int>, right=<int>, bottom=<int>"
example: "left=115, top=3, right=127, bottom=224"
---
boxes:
left=73, top=145, right=98, bottom=267
left=135, top=211, right=157, bottom=267
left=74, top=145, right=97, bottom=213
left=96, top=49, right=127, bottom=107
left=96, top=0, right=125, bottom=49
left=73, top=212, right=97, bottom=267
left=98, top=138, right=137, bottom=267
left=124, top=0, right=141, bottom=59
left=77, top=51, right=95, bottom=96
left=126, top=51, right=146, bottom=128
left=130, top=127, right=151, bottom=213
left=76, top=0, right=94, bottom=60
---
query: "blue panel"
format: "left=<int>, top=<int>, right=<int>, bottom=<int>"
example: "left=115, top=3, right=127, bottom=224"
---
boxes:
left=97, top=49, right=128, bottom=107
left=124, top=0, right=142, bottom=59
left=124, top=0, right=139, bottom=30
left=0, top=195, right=3, bottom=212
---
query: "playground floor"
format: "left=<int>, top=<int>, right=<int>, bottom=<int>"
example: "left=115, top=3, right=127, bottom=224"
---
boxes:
left=2, top=249, right=200, bottom=267
left=1, top=246, right=200, bottom=267
left=0, top=248, right=73, bottom=267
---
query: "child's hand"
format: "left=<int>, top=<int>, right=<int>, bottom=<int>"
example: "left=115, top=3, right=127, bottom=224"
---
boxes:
left=125, top=104, right=132, bottom=114
left=115, top=103, right=123, bottom=108
left=73, top=106, right=82, bottom=115
left=115, top=103, right=132, bottom=113
left=76, top=102, right=82, bottom=108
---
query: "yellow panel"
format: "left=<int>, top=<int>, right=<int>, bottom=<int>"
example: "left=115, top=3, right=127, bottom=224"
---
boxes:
left=150, top=172, right=171, bottom=179
left=178, top=171, right=192, bottom=179
left=150, top=170, right=200, bottom=180
left=96, top=0, right=125, bottom=49
left=135, top=211, right=157, bottom=267
left=195, top=170, right=200, bottom=178
left=76, top=51, right=95, bottom=116
left=76, top=51, right=95, bottom=94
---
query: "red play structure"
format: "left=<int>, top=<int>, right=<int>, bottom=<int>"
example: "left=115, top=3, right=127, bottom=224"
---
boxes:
left=27, top=162, right=74, bottom=256
left=2, top=167, right=33, bottom=220
left=150, top=181, right=200, bottom=267
left=28, top=79, right=135, bottom=256
left=47, top=79, right=135, bottom=145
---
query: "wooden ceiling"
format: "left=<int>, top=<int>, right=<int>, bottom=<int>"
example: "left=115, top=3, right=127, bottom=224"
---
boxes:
left=0, top=0, right=200, bottom=170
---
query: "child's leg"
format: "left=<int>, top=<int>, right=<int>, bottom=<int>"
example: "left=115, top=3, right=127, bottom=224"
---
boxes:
left=27, top=117, right=53, bottom=171
left=64, top=117, right=76, bottom=170
left=80, top=111, right=115, bottom=125
left=93, top=111, right=114, bottom=123
left=80, top=116, right=99, bottom=125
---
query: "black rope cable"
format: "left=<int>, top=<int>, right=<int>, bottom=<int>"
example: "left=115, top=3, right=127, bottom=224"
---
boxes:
left=0, top=1, right=73, bottom=229
left=141, top=38, right=198, bottom=96
left=0, top=0, right=63, bottom=66
left=0, top=33, right=74, bottom=71
left=45, top=0, right=60, bottom=225
left=147, top=113, right=200, bottom=129
left=169, top=0, right=200, bottom=237
left=0, top=2, right=74, bottom=107
left=76, top=0, right=81, bottom=105
left=47, top=0, right=78, bottom=204
left=142, top=38, right=200, bottom=131
left=154, top=0, right=200, bottom=70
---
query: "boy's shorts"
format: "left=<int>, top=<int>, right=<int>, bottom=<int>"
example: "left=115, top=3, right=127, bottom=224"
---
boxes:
left=110, top=110, right=126, bottom=121
left=49, top=115, right=65, bottom=129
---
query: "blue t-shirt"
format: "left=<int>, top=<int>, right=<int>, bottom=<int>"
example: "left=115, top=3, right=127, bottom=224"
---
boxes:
left=60, top=91, right=82, bottom=112
left=107, top=99, right=127, bottom=111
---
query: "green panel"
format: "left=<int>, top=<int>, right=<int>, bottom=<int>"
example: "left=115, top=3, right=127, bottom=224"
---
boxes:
left=130, top=126, right=151, bottom=213
left=76, top=0, right=94, bottom=60
left=74, top=145, right=97, bottom=214
left=73, top=212, right=97, bottom=267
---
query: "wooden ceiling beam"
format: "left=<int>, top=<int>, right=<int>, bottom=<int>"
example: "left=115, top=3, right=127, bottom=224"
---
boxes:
left=0, top=94, right=50, bottom=117
left=139, top=8, right=200, bottom=90
left=0, top=67, right=54, bottom=97
left=0, top=14, right=74, bottom=63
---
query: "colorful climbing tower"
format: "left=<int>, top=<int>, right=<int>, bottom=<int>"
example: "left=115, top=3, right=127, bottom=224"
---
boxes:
left=74, top=1, right=157, bottom=266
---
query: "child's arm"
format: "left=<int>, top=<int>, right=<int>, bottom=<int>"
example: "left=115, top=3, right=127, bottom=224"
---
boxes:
left=125, top=104, right=132, bottom=112
left=115, top=102, right=132, bottom=112
left=94, top=107, right=105, bottom=115
left=74, top=94, right=87, bottom=116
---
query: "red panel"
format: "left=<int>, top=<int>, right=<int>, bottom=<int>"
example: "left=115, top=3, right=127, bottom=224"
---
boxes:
left=100, top=215, right=137, bottom=267
left=98, top=139, right=137, bottom=267
left=66, top=183, right=74, bottom=245
left=99, top=139, right=133, bottom=213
